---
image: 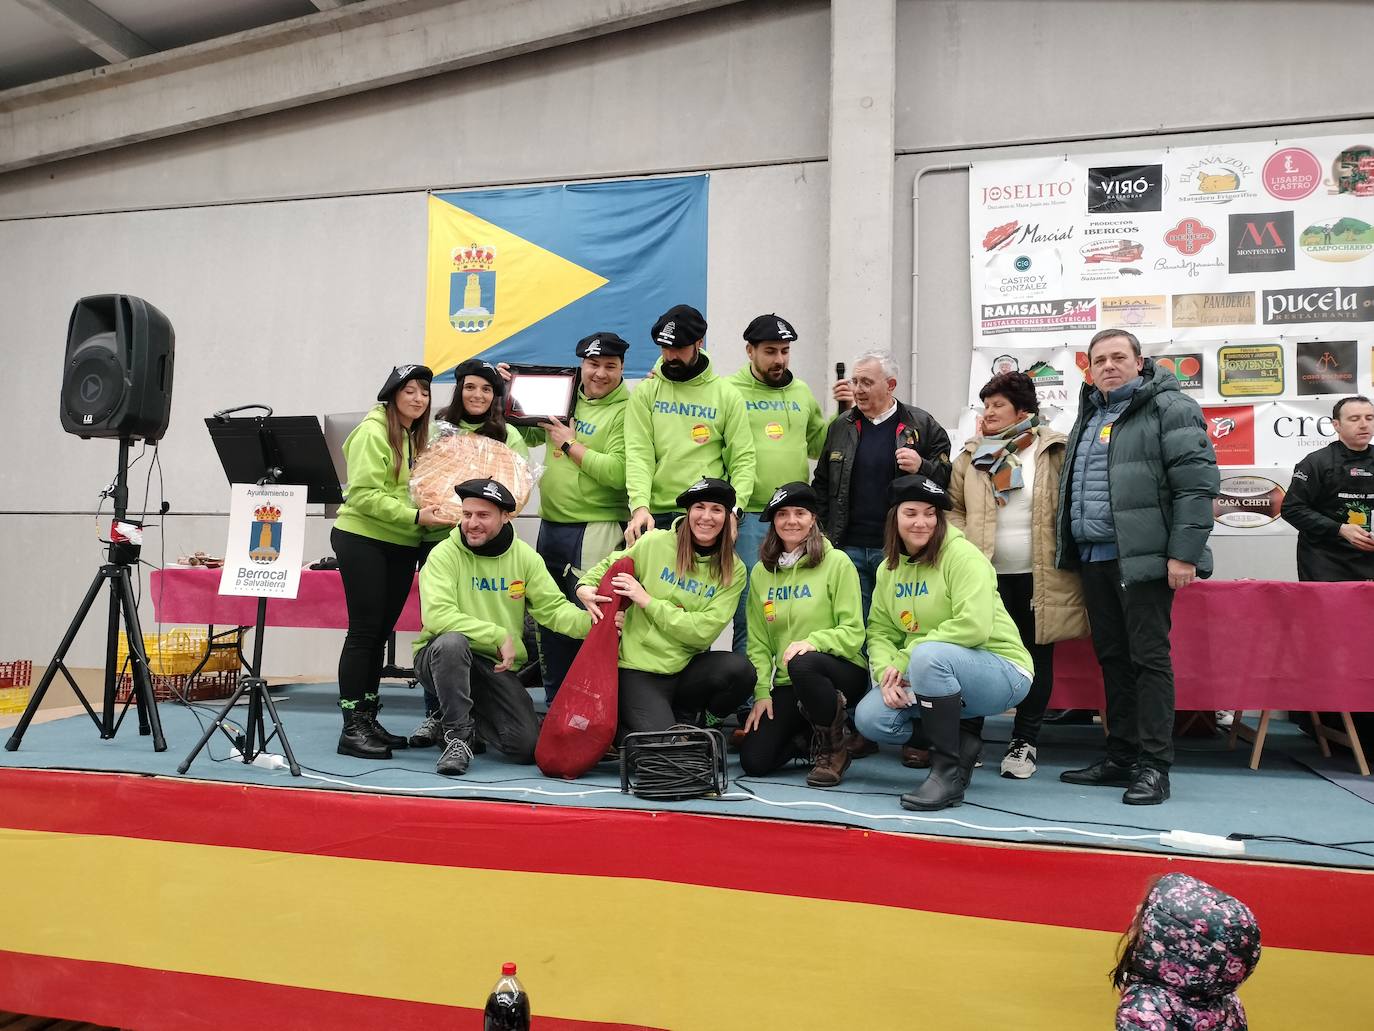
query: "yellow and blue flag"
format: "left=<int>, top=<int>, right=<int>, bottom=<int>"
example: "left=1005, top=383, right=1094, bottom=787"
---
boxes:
left=424, top=176, right=707, bottom=378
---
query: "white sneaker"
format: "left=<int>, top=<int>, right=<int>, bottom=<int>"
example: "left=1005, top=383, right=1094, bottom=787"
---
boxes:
left=1216, top=710, right=1235, bottom=728
left=1000, top=738, right=1038, bottom=779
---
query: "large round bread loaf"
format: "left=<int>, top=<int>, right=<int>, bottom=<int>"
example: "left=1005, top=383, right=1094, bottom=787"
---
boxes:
left=410, top=428, right=533, bottom=519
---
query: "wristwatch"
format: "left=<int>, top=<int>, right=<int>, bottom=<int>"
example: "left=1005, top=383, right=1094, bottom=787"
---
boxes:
left=560, top=440, right=573, bottom=455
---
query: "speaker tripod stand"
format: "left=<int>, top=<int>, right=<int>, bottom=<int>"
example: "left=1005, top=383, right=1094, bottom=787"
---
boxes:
left=5, top=438, right=166, bottom=753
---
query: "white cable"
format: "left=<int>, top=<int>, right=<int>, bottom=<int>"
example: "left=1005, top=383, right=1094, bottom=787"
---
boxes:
left=300, top=770, right=623, bottom=799
left=716, top=792, right=1157, bottom=842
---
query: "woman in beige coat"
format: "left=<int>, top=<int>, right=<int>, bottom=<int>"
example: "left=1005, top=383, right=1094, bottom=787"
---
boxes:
left=949, top=371, right=1088, bottom=779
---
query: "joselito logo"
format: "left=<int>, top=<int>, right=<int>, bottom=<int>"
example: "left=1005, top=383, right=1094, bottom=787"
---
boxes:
left=980, top=179, right=1075, bottom=210
left=1228, top=211, right=1295, bottom=273
left=1263, top=286, right=1374, bottom=325
left=1088, top=165, right=1165, bottom=213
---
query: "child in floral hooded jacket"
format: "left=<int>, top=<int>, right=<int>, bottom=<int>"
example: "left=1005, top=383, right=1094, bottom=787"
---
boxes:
left=1112, top=872, right=1261, bottom=1030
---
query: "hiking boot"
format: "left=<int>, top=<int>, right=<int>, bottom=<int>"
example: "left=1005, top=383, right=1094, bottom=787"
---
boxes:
left=806, top=692, right=852, bottom=788
left=845, top=731, right=878, bottom=759
left=338, top=709, right=391, bottom=760
left=1000, top=738, right=1038, bottom=779
left=408, top=713, right=443, bottom=749
left=436, top=729, right=475, bottom=777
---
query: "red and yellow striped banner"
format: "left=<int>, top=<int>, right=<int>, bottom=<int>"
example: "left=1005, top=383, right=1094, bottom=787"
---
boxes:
left=0, top=769, right=1369, bottom=1029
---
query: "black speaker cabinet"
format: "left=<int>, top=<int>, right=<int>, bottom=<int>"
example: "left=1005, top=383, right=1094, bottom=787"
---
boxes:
left=61, top=295, right=175, bottom=441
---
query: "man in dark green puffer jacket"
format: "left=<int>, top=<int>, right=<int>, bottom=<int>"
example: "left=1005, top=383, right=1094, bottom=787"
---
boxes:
left=1055, top=330, right=1219, bottom=806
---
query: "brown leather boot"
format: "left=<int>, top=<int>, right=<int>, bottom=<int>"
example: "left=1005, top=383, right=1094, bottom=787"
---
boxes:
left=806, top=692, right=853, bottom=787
left=845, top=731, right=879, bottom=759
left=901, top=743, right=932, bottom=769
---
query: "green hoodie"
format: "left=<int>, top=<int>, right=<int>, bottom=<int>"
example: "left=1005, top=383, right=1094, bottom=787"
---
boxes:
left=521, top=382, right=631, bottom=523
left=580, top=527, right=745, bottom=675
left=421, top=420, right=530, bottom=544
left=866, top=526, right=1033, bottom=684
left=624, top=354, right=756, bottom=513
left=415, top=529, right=591, bottom=663
left=333, top=406, right=423, bottom=547
left=727, top=367, right=827, bottom=512
left=746, top=542, right=865, bottom=700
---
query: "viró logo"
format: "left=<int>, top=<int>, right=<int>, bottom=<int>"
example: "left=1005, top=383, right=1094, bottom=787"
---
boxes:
left=1087, top=165, right=1165, bottom=213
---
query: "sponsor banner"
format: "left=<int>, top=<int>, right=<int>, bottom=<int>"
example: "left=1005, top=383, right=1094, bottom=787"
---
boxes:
left=1298, top=217, right=1374, bottom=264
left=1145, top=344, right=1205, bottom=393
left=1203, top=405, right=1257, bottom=466
left=964, top=347, right=1085, bottom=437
left=1100, top=294, right=1167, bottom=331
left=1228, top=211, right=1295, bottom=274
left=1256, top=399, right=1343, bottom=467
left=1173, top=153, right=1259, bottom=206
left=978, top=298, right=1097, bottom=337
left=1262, top=285, right=1374, bottom=325
left=220, top=484, right=307, bottom=599
left=1217, top=342, right=1286, bottom=398
left=1087, top=164, right=1165, bottom=214
left=1294, top=339, right=1358, bottom=395
left=1172, top=291, right=1256, bottom=329
left=1212, top=471, right=1294, bottom=536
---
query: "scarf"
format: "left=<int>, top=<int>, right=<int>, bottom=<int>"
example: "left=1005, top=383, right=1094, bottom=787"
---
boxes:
left=460, top=522, right=515, bottom=557
left=971, top=414, right=1039, bottom=507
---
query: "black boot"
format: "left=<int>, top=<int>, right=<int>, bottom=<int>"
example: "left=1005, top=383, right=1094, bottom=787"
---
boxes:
left=358, top=696, right=408, bottom=750
left=338, top=708, right=392, bottom=760
left=899, top=695, right=965, bottom=811
left=957, top=717, right=984, bottom=788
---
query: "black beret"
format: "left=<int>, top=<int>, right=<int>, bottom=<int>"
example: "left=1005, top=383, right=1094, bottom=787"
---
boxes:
left=888, top=473, right=953, bottom=512
left=675, top=476, right=736, bottom=512
left=760, top=481, right=819, bottom=523
left=651, top=304, right=707, bottom=348
left=743, top=314, right=798, bottom=344
left=376, top=364, right=433, bottom=402
left=454, top=477, right=516, bottom=513
left=453, top=358, right=504, bottom=394
left=576, top=332, right=630, bottom=359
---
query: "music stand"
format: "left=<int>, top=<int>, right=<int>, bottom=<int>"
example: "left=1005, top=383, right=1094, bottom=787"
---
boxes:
left=177, top=414, right=343, bottom=778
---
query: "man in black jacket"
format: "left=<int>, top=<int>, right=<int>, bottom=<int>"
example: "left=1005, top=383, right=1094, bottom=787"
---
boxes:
left=1281, top=395, right=1374, bottom=581
left=812, top=349, right=951, bottom=618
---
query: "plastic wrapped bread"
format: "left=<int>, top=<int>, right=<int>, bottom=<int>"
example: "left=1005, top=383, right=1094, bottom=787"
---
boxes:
left=409, top=422, right=534, bottom=519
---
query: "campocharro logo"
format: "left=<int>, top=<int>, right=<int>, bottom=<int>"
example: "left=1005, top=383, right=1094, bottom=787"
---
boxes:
left=1087, top=165, right=1165, bottom=214
left=1229, top=211, right=1295, bottom=274
left=1262, top=286, right=1374, bottom=325
left=1299, top=218, right=1374, bottom=263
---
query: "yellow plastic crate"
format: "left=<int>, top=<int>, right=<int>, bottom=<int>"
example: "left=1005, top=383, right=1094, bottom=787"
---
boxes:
left=0, top=660, right=33, bottom=714
left=116, top=629, right=209, bottom=676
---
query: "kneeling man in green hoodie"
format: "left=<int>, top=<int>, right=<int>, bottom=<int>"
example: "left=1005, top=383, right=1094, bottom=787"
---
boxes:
left=413, top=478, right=593, bottom=776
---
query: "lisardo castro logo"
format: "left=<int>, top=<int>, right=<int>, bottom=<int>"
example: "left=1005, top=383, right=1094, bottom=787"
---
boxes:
left=1263, top=148, right=1322, bottom=201
left=1214, top=475, right=1287, bottom=528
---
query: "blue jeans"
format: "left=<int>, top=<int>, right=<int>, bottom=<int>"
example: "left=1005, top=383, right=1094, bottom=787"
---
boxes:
left=841, top=545, right=885, bottom=621
left=731, top=511, right=769, bottom=654
left=853, top=641, right=1030, bottom=745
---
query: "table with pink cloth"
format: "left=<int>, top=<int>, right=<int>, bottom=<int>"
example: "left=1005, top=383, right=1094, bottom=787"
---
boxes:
left=150, top=567, right=421, bottom=631
left=1049, top=579, right=1373, bottom=774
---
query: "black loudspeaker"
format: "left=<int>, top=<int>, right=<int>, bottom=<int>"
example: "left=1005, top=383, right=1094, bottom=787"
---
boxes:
left=60, top=294, right=175, bottom=441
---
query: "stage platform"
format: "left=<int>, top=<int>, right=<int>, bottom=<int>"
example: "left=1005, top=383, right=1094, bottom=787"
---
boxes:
left=2, top=682, right=1372, bottom=1029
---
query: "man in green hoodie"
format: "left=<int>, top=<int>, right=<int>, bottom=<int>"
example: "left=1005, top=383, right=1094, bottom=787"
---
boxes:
left=727, top=313, right=827, bottom=654
left=624, top=304, right=757, bottom=542
left=521, top=332, right=633, bottom=703
left=413, top=478, right=592, bottom=776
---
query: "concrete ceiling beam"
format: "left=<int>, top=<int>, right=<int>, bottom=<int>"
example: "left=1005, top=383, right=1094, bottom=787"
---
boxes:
left=14, top=0, right=156, bottom=63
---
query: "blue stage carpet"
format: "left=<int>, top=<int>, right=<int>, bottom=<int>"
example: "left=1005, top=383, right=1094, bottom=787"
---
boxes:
left=4, top=681, right=1371, bottom=869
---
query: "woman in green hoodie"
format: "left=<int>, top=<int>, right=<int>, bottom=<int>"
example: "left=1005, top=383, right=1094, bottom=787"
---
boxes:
left=854, top=473, right=1033, bottom=812
left=738, top=482, right=866, bottom=787
left=578, top=478, right=756, bottom=733
left=332, top=365, right=455, bottom=760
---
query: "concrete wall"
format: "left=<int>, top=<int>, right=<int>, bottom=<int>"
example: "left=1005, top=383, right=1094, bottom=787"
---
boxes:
left=2, top=0, right=1370, bottom=671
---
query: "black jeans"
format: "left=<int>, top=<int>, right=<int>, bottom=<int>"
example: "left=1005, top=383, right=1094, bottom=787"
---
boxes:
left=332, top=527, right=419, bottom=706
left=996, top=573, right=1056, bottom=746
left=738, top=652, right=869, bottom=776
left=618, top=652, right=756, bottom=734
left=1079, top=559, right=1177, bottom=772
left=414, top=632, right=540, bottom=762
